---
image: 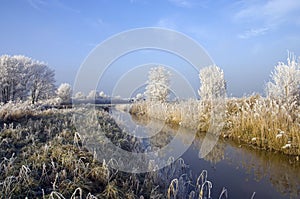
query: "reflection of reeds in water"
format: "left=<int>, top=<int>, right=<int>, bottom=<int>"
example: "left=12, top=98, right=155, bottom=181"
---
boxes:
left=203, top=141, right=225, bottom=165
left=226, top=140, right=300, bottom=198
left=130, top=113, right=150, bottom=126
left=120, top=111, right=194, bottom=152
left=130, top=102, right=226, bottom=164
left=193, top=138, right=226, bottom=165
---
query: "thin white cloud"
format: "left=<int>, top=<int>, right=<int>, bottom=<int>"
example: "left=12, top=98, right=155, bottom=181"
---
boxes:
left=88, top=18, right=109, bottom=30
left=238, top=27, right=269, bottom=39
left=27, top=0, right=47, bottom=10
left=27, top=0, right=80, bottom=13
left=54, top=0, right=80, bottom=13
left=156, top=18, right=178, bottom=29
left=154, top=17, right=212, bottom=40
left=234, top=0, right=300, bottom=39
left=168, top=0, right=210, bottom=8
left=168, top=0, right=192, bottom=8
left=129, top=0, right=148, bottom=4
left=235, top=0, right=300, bottom=25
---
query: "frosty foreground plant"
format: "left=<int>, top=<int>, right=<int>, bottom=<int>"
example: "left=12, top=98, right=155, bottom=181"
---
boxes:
left=266, top=52, right=300, bottom=103
left=145, top=66, right=171, bottom=102
left=198, top=65, right=226, bottom=101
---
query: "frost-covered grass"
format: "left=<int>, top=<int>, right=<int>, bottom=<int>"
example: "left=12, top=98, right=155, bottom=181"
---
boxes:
left=129, top=99, right=211, bottom=131
left=226, top=95, right=300, bottom=156
left=130, top=95, right=300, bottom=156
left=0, top=102, right=228, bottom=198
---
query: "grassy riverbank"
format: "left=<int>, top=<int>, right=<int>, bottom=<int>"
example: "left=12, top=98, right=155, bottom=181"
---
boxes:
left=0, top=102, right=227, bottom=198
left=130, top=95, right=300, bottom=157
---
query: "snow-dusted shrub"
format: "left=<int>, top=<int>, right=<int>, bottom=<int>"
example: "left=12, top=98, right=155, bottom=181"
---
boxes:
left=198, top=65, right=226, bottom=101
left=135, top=93, right=144, bottom=102
left=99, top=91, right=107, bottom=98
left=0, top=101, right=35, bottom=120
left=145, top=66, right=171, bottom=102
left=40, top=97, right=62, bottom=106
left=57, top=83, right=72, bottom=103
left=87, top=90, right=99, bottom=99
left=266, top=52, right=300, bottom=103
left=74, top=92, right=86, bottom=100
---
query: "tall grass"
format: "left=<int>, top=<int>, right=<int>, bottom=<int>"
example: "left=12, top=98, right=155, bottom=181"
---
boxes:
left=130, top=95, right=300, bottom=156
left=129, top=99, right=211, bottom=131
left=226, top=95, right=299, bottom=155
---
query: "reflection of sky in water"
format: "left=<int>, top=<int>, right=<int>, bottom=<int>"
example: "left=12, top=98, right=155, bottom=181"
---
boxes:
left=111, top=109, right=166, bottom=138
left=111, top=109, right=195, bottom=155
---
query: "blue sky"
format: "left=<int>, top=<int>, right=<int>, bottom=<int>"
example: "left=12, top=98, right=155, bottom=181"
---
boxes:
left=1, top=0, right=300, bottom=97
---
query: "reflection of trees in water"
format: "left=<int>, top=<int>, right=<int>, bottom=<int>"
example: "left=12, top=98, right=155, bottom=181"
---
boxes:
left=193, top=135, right=225, bottom=164
left=130, top=113, right=193, bottom=151
left=227, top=143, right=300, bottom=198
left=203, top=141, right=225, bottom=164
left=132, top=112, right=226, bottom=165
left=130, top=113, right=150, bottom=126
left=148, top=128, right=173, bottom=150
left=131, top=113, right=173, bottom=149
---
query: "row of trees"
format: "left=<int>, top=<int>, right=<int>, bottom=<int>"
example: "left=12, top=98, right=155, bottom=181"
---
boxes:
left=144, top=65, right=227, bottom=102
left=0, top=54, right=112, bottom=105
left=145, top=53, right=299, bottom=103
left=1, top=53, right=298, bottom=105
left=0, top=55, right=55, bottom=104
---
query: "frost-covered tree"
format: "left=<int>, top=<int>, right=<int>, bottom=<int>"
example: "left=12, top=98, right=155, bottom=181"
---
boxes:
left=135, top=93, right=144, bottom=101
left=87, top=90, right=99, bottom=99
left=0, top=55, right=56, bottom=104
left=57, top=83, right=72, bottom=103
left=0, top=55, right=32, bottom=102
left=99, top=91, right=107, bottom=98
left=13, top=55, right=33, bottom=100
left=28, top=62, right=56, bottom=104
left=145, top=66, right=171, bottom=102
left=266, top=52, right=300, bottom=103
left=74, top=92, right=85, bottom=100
left=198, top=65, right=226, bottom=101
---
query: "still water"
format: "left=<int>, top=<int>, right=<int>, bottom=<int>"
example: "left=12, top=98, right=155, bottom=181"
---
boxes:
left=110, top=109, right=300, bottom=199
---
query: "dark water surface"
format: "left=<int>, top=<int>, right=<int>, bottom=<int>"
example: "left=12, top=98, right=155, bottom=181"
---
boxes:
left=110, top=109, right=300, bottom=199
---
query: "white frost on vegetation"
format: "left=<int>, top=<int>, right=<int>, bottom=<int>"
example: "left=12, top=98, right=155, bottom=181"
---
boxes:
left=266, top=52, right=300, bottom=103
left=198, top=65, right=226, bottom=101
left=56, top=83, right=72, bottom=103
left=0, top=55, right=55, bottom=104
left=145, top=66, right=171, bottom=102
